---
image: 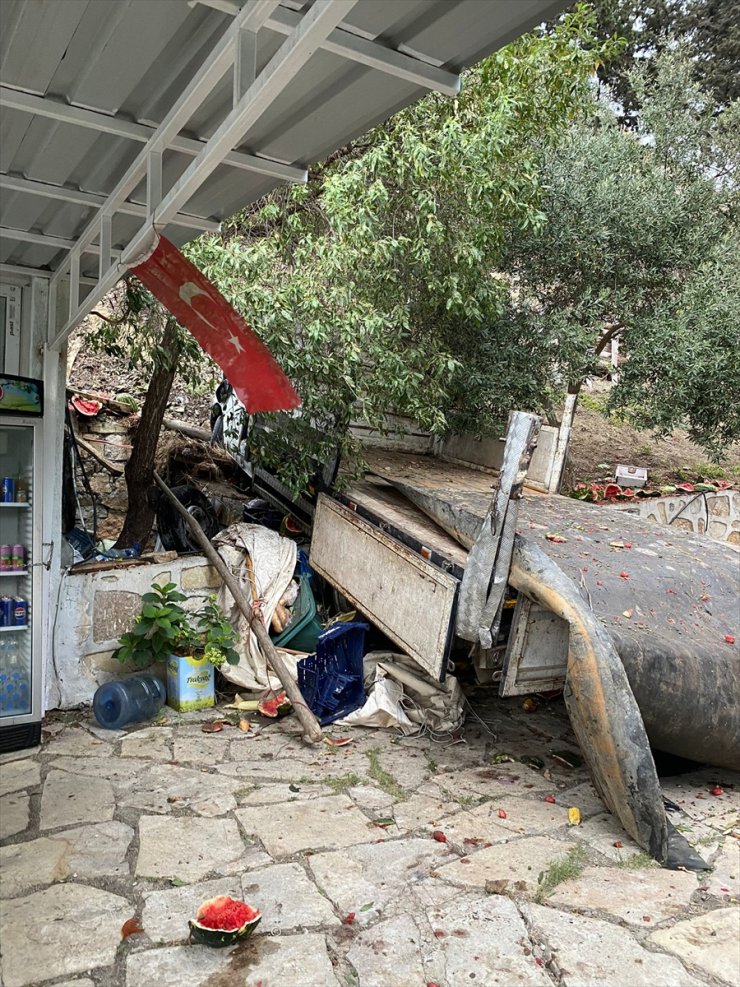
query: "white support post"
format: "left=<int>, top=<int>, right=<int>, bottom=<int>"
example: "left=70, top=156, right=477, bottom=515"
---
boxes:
left=99, top=214, right=112, bottom=281
left=68, top=252, right=80, bottom=317
left=147, top=150, right=164, bottom=218
left=234, top=28, right=258, bottom=105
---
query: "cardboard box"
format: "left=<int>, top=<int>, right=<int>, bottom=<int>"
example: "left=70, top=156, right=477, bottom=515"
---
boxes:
left=166, top=654, right=214, bottom=712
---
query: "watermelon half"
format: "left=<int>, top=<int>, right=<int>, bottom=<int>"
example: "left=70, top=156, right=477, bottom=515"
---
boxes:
left=189, top=896, right=261, bottom=948
left=257, top=690, right=292, bottom=718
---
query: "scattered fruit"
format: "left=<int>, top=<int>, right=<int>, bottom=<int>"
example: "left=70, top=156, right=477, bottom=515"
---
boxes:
left=432, top=830, right=447, bottom=843
left=711, top=786, right=724, bottom=796
left=189, top=896, right=261, bottom=948
left=544, top=795, right=556, bottom=804
left=497, top=809, right=507, bottom=819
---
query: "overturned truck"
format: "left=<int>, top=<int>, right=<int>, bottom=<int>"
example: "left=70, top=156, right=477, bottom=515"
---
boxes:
left=306, top=413, right=739, bottom=869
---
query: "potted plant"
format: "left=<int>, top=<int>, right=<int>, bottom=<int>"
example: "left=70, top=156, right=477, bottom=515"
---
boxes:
left=116, top=582, right=239, bottom=712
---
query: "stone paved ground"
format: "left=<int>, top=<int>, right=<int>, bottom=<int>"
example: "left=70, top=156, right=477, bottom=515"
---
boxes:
left=0, top=695, right=738, bottom=987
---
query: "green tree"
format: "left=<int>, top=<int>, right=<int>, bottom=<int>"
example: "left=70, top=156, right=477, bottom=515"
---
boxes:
left=504, top=48, right=739, bottom=452
left=571, top=0, right=740, bottom=121
left=188, top=8, right=610, bottom=491
left=85, top=284, right=215, bottom=548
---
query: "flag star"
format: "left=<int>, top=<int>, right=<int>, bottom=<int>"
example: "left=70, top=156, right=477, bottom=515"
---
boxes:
left=228, top=334, right=244, bottom=354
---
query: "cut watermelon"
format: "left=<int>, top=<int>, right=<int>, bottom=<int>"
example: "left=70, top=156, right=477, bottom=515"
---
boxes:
left=189, top=896, right=261, bottom=948
left=257, top=690, right=292, bottom=718
left=70, top=395, right=103, bottom=417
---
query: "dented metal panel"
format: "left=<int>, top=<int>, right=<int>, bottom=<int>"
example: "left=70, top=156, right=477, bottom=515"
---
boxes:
left=310, top=495, right=458, bottom=680
left=499, top=596, right=568, bottom=696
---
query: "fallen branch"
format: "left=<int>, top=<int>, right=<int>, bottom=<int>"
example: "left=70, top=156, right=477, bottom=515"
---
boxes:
left=162, top=417, right=213, bottom=442
left=153, top=471, right=322, bottom=744
left=74, top=434, right=125, bottom=476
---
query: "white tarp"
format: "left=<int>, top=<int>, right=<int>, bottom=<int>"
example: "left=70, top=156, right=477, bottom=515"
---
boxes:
left=342, top=651, right=465, bottom=735
left=214, top=523, right=298, bottom=692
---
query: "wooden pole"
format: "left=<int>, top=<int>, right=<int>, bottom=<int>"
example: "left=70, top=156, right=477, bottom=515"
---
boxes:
left=153, top=471, right=323, bottom=744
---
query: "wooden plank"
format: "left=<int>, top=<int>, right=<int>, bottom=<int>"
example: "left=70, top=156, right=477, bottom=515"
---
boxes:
left=310, top=495, right=458, bottom=681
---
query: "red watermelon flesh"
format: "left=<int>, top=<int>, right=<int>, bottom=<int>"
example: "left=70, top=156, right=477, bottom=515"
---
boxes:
left=257, top=690, right=292, bottom=717
left=196, top=897, right=260, bottom=931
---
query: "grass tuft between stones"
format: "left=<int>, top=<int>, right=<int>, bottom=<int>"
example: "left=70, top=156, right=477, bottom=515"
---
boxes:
left=615, top=851, right=658, bottom=870
left=535, top=844, right=588, bottom=902
left=366, top=749, right=409, bottom=801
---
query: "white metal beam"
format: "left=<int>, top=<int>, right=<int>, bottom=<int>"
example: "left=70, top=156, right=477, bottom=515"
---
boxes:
left=0, top=174, right=221, bottom=233
left=151, top=0, right=358, bottom=231
left=50, top=0, right=358, bottom=351
left=0, top=86, right=306, bottom=185
left=192, top=0, right=460, bottom=96
left=0, top=226, right=119, bottom=256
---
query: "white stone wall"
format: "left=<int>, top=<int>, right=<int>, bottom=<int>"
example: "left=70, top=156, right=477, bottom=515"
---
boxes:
left=615, top=491, right=740, bottom=548
left=50, top=555, right=223, bottom=709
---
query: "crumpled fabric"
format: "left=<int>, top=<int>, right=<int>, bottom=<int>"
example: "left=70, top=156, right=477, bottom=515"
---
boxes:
left=341, top=651, right=465, bottom=735
left=214, top=523, right=298, bottom=691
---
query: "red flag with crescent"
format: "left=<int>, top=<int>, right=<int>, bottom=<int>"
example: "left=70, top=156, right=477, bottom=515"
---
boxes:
left=131, top=235, right=300, bottom=413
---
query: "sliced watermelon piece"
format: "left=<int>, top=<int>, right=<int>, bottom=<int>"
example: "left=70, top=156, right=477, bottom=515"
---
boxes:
left=70, top=395, right=103, bottom=417
left=603, top=483, right=622, bottom=499
left=257, top=690, right=292, bottom=718
left=189, top=896, right=261, bottom=948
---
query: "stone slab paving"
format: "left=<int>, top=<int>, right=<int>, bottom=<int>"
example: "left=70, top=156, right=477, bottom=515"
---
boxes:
left=120, top=725, right=173, bottom=760
left=0, top=792, right=29, bottom=838
left=0, top=757, right=40, bottom=796
left=236, top=794, right=376, bottom=856
left=136, top=814, right=251, bottom=881
left=525, top=903, right=705, bottom=986
left=0, top=694, right=737, bottom=987
left=548, top=865, right=698, bottom=926
left=436, top=834, right=574, bottom=893
left=0, top=882, right=131, bottom=987
left=0, top=820, right=133, bottom=896
left=650, top=907, right=740, bottom=984
left=126, top=934, right=341, bottom=987
left=39, top=768, right=115, bottom=830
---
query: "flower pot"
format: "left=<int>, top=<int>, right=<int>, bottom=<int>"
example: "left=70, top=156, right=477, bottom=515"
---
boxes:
left=166, top=654, right=215, bottom=712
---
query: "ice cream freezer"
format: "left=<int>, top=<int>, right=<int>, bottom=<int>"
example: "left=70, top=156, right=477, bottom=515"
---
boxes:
left=0, top=415, right=43, bottom=751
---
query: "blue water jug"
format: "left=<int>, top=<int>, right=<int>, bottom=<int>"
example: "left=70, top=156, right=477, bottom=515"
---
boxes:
left=93, top=673, right=166, bottom=730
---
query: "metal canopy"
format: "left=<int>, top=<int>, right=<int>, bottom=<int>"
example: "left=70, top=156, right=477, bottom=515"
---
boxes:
left=0, top=0, right=563, bottom=347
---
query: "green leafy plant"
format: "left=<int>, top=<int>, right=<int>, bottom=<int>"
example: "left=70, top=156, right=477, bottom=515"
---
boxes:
left=195, top=596, right=239, bottom=668
left=115, top=583, right=238, bottom=669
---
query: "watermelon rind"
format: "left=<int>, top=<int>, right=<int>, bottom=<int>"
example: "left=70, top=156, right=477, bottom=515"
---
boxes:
left=188, top=896, right=262, bottom=948
left=257, top=690, right=292, bottom=718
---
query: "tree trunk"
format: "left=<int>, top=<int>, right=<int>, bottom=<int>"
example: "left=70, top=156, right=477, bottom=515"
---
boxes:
left=114, top=317, right=180, bottom=549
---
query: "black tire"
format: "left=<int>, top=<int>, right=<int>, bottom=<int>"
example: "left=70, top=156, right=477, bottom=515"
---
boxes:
left=156, top=484, right=221, bottom=552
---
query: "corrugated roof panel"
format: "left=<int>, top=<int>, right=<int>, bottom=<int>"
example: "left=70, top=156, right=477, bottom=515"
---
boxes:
left=1, top=0, right=564, bottom=283
left=1, top=0, right=89, bottom=95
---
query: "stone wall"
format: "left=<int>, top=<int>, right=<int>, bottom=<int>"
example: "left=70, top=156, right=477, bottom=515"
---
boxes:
left=615, top=490, right=740, bottom=547
left=75, top=412, right=134, bottom=541
left=50, top=554, right=223, bottom=709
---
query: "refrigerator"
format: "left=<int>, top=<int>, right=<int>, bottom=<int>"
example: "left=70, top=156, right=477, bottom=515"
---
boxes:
left=0, top=414, right=43, bottom=752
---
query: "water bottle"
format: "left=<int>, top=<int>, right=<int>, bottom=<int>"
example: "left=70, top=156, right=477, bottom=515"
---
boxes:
left=93, top=673, right=166, bottom=730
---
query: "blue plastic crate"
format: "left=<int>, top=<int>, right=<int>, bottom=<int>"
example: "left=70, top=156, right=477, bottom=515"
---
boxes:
left=297, top=622, right=368, bottom=726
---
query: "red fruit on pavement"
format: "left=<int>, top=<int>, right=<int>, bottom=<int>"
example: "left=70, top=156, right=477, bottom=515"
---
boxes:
left=711, top=786, right=724, bottom=796
left=343, top=913, right=355, bottom=925
left=724, top=635, right=736, bottom=644
left=432, top=830, right=447, bottom=843
left=497, top=809, right=507, bottom=819
left=544, top=795, right=556, bottom=804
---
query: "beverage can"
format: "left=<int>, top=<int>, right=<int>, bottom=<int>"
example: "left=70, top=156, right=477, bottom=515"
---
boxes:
left=2, top=477, right=15, bottom=503
left=0, top=596, right=12, bottom=626
left=11, top=545, right=25, bottom=570
left=0, top=545, right=10, bottom=571
left=12, top=599, right=28, bottom=626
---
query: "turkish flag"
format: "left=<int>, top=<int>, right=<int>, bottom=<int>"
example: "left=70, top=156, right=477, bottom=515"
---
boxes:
left=131, top=235, right=300, bottom=413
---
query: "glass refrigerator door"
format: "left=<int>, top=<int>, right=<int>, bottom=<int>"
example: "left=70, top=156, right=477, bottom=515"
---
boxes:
left=0, top=424, right=35, bottom=720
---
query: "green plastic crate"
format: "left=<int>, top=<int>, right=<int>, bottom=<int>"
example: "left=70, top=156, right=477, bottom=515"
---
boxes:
left=272, top=575, right=323, bottom=653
